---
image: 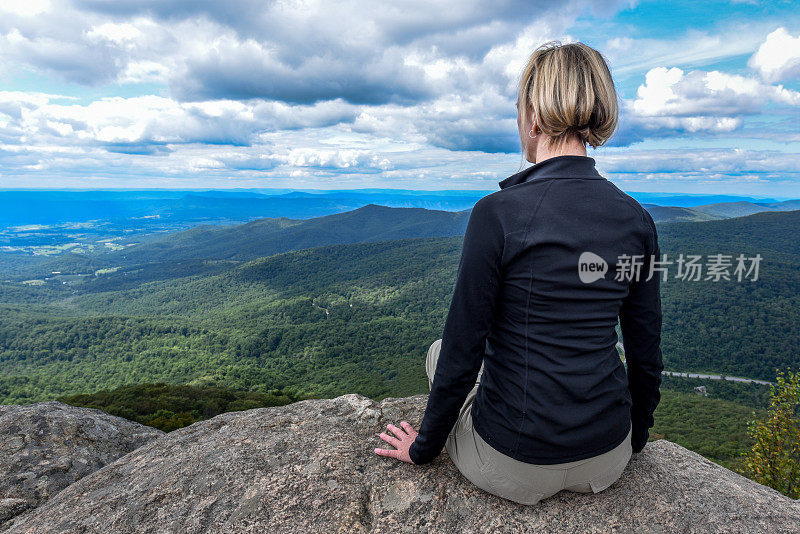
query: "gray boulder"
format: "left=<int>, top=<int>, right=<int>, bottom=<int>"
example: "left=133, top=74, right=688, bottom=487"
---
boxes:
left=0, top=401, right=164, bottom=528
left=5, top=394, right=800, bottom=533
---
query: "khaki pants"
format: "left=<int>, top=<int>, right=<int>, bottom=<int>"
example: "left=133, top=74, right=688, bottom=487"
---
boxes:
left=426, top=338, right=632, bottom=505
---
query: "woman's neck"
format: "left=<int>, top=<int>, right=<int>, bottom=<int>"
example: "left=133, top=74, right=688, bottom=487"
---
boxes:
left=532, top=136, right=587, bottom=164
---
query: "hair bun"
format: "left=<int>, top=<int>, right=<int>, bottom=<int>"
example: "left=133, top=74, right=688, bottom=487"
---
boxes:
left=517, top=41, right=619, bottom=150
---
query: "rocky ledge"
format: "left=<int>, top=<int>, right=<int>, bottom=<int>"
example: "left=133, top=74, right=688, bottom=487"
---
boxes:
left=2, top=394, right=799, bottom=533
left=0, top=401, right=164, bottom=527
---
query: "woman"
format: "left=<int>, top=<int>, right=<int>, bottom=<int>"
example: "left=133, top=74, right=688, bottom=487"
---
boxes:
left=374, top=41, right=663, bottom=506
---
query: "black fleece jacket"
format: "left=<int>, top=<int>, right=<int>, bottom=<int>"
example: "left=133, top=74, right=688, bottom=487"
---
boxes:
left=409, top=155, right=663, bottom=465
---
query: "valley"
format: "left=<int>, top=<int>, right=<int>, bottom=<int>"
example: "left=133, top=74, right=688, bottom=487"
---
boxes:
left=0, top=198, right=798, bottom=474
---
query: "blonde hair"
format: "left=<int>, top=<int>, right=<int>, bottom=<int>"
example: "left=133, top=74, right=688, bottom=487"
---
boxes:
left=517, top=41, right=619, bottom=153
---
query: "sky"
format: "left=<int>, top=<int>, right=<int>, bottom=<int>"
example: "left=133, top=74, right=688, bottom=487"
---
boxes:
left=0, top=0, right=799, bottom=196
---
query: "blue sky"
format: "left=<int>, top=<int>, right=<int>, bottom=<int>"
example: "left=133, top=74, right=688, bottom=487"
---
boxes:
left=0, top=0, right=799, bottom=196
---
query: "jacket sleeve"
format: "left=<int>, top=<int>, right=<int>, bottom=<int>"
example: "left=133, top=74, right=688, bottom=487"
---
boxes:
left=619, top=209, right=664, bottom=453
left=408, top=197, right=505, bottom=465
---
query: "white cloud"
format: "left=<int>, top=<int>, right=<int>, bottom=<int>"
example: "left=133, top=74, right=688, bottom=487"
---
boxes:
left=85, top=22, right=144, bottom=45
left=610, top=66, right=800, bottom=144
left=119, top=60, right=171, bottom=84
left=0, top=0, right=798, bottom=193
left=597, top=148, right=800, bottom=175
left=0, top=0, right=593, bottom=104
left=595, top=147, right=800, bottom=196
left=633, top=67, right=800, bottom=117
left=748, top=27, right=800, bottom=82
left=1, top=94, right=360, bottom=149
left=286, top=149, right=392, bottom=171
left=0, top=0, right=51, bottom=17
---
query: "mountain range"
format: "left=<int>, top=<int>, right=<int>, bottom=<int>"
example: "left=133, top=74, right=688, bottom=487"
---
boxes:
left=0, top=204, right=797, bottom=407
left=112, top=204, right=470, bottom=264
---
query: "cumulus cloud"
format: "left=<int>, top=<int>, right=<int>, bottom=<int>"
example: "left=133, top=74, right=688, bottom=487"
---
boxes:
left=633, top=67, right=800, bottom=116
left=0, top=93, right=360, bottom=149
left=0, top=0, right=52, bottom=17
left=594, top=147, right=800, bottom=195
left=351, top=85, right=521, bottom=153
left=0, top=5, right=177, bottom=86
left=610, top=66, right=800, bottom=145
left=172, top=32, right=433, bottom=105
left=286, top=149, right=392, bottom=172
left=0, top=0, right=588, bottom=105
left=597, top=148, right=800, bottom=175
left=748, top=27, right=800, bottom=83
left=0, top=0, right=798, bottom=192
left=1, top=1, right=584, bottom=157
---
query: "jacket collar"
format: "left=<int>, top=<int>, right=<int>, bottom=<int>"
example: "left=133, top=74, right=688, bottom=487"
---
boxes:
left=498, top=155, right=604, bottom=190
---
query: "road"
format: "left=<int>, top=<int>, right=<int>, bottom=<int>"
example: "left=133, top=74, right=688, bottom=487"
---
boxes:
left=615, top=342, right=773, bottom=385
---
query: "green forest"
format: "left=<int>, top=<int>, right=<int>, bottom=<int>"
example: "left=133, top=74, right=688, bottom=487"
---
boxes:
left=0, top=208, right=798, bottom=480
left=59, top=382, right=313, bottom=432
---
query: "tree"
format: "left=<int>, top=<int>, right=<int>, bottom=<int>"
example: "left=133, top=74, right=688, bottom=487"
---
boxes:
left=741, top=369, right=800, bottom=498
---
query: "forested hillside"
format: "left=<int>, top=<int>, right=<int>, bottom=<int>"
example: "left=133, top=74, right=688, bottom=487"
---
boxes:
left=1, top=209, right=798, bottom=406
left=0, top=237, right=460, bottom=403
left=108, top=203, right=471, bottom=264
left=2, top=204, right=470, bottom=280
left=641, top=204, right=720, bottom=223
left=654, top=210, right=800, bottom=379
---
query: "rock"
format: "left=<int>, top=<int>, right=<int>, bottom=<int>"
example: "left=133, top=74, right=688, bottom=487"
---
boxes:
left=4, top=394, right=800, bottom=533
left=0, top=401, right=164, bottom=528
left=0, top=500, right=30, bottom=524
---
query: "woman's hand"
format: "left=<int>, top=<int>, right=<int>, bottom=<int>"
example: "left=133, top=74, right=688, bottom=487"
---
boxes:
left=374, top=421, right=418, bottom=464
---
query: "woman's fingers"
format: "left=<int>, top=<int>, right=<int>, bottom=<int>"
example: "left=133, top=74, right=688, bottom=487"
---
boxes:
left=379, top=432, right=401, bottom=448
left=374, top=447, right=398, bottom=458
left=375, top=421, right=419, bottom=464
left=386, top=424, right=406, bottom=439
